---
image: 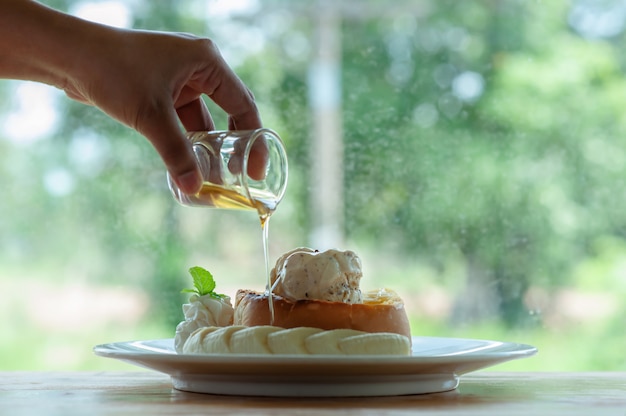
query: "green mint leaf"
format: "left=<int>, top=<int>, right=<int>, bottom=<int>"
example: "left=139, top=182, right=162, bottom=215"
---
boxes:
left=189, top=266, right=216, bottom=296
left=181, top=266, right=226, bottom=299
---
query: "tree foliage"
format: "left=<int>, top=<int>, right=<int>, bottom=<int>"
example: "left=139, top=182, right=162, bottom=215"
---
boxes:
left=2, top=0, right=625, bottom=329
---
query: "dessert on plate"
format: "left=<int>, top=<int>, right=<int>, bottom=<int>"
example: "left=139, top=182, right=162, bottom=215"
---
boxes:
left=175, top=248, right=412, bottom=355
left=234, top=247, right=411, bottom=338
left=173, top=266, right=234, bottom=353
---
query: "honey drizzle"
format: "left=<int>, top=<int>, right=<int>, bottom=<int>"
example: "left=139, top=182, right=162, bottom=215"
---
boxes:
left=189, top=183, right=277, bottom=324
left=260, top=214, right=275, bottom=325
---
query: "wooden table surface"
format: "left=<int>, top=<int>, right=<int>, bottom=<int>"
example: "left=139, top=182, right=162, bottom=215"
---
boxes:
left=1, top=371, right=625, bottom=415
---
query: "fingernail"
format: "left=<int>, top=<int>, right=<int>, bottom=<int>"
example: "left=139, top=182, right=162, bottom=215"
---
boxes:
left=177, top=170, right=202, bottom=194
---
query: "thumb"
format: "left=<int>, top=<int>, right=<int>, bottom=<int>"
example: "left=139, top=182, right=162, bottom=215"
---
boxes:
left=138, top=108, right=202, bottom=195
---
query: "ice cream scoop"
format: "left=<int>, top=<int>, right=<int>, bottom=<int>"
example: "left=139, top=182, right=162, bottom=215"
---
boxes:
left=270, top=247, right=363, bottom=303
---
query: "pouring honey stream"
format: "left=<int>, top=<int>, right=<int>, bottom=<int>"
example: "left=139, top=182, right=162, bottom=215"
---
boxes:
left=168, top=129, right=288, bottom=325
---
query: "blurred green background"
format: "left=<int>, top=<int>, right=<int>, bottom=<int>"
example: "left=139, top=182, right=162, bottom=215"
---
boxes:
left=0, top=0, right=624, bottom=371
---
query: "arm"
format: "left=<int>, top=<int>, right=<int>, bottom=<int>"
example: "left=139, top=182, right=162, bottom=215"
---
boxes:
left=0, top=0, right=262, bottom=193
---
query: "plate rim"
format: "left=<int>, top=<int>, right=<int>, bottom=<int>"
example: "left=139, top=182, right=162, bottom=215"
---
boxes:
left=93, top=336, right=537, bottom=396
left=93, top=335, right=538, bottom=364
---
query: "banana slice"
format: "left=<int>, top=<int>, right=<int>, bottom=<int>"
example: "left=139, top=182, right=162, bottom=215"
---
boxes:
left=185, top=325, right=246, bottom=354
left=229, top=325, right=282, bottom=354
left=182, top=326, right=220, bottom=354
left=182, top=325, right=412, bottom=356
left=339, top=333, right=411, bottom=355
left=267, top=327, right=323, bottom=354
left=304, top=329, right=365, bottom=354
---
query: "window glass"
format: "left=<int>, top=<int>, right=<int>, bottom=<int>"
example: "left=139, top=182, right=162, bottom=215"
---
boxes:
left=0, top=0, right=624, bottom=371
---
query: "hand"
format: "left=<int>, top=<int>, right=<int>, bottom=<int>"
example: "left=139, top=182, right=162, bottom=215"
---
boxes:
left=62, top=28, right=262, bottom=194
left=0, top=1, right=263, bottom=194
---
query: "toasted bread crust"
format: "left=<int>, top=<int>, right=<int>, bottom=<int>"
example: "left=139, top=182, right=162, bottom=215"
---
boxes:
left=233, top=289, right=411, bottom=338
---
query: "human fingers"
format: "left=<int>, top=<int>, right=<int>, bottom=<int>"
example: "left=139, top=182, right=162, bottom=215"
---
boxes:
left=227, top=134, right=269, bottom=182
left=186, top=41, right=261, bottom=130
left=225, top=87, right=261, bottom=131
left=176, top=98, right=224, bottom=185
left=209, top=77, right=264, bottom=180
left=137, top=102, right=202, bottom=194
left=246, top=137, right=269, bottom=181
left=219, top=85, right=266, bottom=180
left=176, top=96, right=215, bottom=132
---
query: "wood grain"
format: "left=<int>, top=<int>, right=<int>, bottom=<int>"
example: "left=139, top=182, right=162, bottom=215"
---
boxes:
left=1, top=372, right=624, bottom=415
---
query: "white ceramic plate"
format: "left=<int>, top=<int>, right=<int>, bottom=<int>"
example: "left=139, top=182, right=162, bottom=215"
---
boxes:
left=94, top=336, right=536, bottom=397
